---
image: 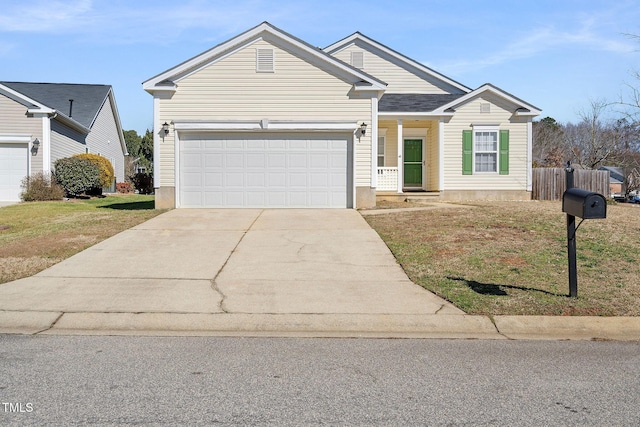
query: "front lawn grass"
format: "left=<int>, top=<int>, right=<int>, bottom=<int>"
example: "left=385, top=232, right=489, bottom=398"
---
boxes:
left=0, top=195, right=162, bottom=284
left=364, top=201, right=640, bottom=316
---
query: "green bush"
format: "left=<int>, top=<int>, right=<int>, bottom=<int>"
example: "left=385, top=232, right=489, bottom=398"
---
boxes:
left=73, top=153, right=115, bottom=188
left=54, top=157, right=101, bottom=197
left=131, top=173, right=154, bottom=194
left=20, top=172, right=65, bottom=201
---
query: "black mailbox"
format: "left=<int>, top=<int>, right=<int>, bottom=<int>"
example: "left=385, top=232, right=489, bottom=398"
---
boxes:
left=562, top=188, right=607, bottom=219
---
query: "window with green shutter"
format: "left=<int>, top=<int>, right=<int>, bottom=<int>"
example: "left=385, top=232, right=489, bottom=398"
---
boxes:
left=462, top=127, right=509, bottom=174
left=499, top=130, right=509, bottom=175
left=462, top=130, right=473, bottom=175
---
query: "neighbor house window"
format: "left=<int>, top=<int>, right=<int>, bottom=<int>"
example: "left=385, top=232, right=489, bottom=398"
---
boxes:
left=377, top=136, right=385, bottom=167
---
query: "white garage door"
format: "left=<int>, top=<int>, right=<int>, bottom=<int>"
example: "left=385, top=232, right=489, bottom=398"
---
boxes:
left=179, top=133, right=352, bottom=208
left=0, top=143, right=28, bottom=201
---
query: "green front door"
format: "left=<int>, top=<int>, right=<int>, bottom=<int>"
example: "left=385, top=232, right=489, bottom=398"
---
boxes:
left=403, top=139, right=423, bottom=188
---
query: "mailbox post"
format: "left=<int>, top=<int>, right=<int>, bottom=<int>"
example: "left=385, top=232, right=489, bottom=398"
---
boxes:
left=564, top=165, right=578, bottom=297
left=562, top=162, right=607, bottom=297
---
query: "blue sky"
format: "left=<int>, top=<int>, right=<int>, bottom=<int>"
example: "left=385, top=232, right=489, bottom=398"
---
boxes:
left=1, top=0, right=638, bottom=134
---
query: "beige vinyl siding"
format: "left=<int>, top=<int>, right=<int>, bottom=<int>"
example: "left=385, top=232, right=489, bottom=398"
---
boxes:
left=50, top=120, right=87, bottom=165
left=0, top=94, right=43, bottom=173
left=332, top=43, right=456, bottom=94
left=86, top=96, right=125, bottom=182
left=159, top=39, right=372, bottom=187
left=443, top=94, right=529, bottom=190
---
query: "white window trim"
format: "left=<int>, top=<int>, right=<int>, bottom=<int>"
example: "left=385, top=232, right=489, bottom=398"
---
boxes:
left=377, top=135, right=386, bottom=167
left=472, top=125, right=499, bottom=174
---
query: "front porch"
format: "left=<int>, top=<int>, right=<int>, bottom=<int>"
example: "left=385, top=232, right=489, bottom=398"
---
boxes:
left=373, top=118, right=443, bottom=194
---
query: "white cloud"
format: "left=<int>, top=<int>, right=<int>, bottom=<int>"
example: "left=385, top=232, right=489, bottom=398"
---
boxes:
left=435, top=17, right=636, bottom=76
left=0, top=0, right=94, bottom=33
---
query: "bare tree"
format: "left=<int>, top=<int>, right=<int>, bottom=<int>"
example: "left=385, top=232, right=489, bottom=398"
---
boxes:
left=563, top=99, right=623, bottom=169
left=532, top=117, right=567, bottom=167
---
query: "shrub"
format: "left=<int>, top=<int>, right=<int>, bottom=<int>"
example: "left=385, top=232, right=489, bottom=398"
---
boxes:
left=54, top=157, right=101, bottom=197
left=73, top=154, right=115, bottom=188
left=116, top=182, right=133, bottom=193
left=20, top=172, right=65, bottom=201
left=131, top=172, right=154, bottom=194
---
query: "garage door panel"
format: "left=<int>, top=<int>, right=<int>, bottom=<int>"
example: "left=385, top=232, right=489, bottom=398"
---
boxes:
left=310, top=173, right=328, bottom=187
left=289, top=191, right=308, bottom=206
left=246, top=153, right=265, bottom=168
left=181, top=191, right=202, bottom=206
left=204, top=153, right=223, bottom=167
left=310, top=153, right=329, bottom=168
left=268, top=172, right=286, bottom=187
left=310, top=192, right=329, bottom=207
left=225, top=192, right=245, bottom=206
left=226, top=140, right=244, bottom=149
left=246, top=191, right=265, bottom=206
left=182, top=140, right=202, bottom=149
left=247, top=172, right=266, bottom=186
left=331, top=153, right=347, bottom=168
left=267, top=192, right=286, bottom=206
left=204, top=140, right=223, bottom=149
left=179, top=133, right=351, bottom=208
left=226, top=153, right=244, bottom=168
left=309, top=140, right=330, bottom=150
left=288, top=153, right=307, bottom=168
left=267, top=154, right=286, bottom=167
left=226, top=172, right=244, bottom=187
left=288, top=173, right=307, bottom=187
left=204, top=172, right=222, bottom=186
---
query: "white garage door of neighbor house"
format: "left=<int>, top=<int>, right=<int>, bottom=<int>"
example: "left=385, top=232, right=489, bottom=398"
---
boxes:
left=0, top=143, right=28, bottom=201
left=179, top=133, right=352, bottom=208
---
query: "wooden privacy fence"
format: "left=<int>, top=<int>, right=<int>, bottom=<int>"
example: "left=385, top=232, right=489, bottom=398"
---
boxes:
left=532, top=168, right=610, bottom=200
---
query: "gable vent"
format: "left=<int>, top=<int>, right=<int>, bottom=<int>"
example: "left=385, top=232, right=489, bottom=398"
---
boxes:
left=350, top=51, right=364, bottom=69
left=480, top=103, right=490, bottom=113
left=256, top=48, right=274, bottom=72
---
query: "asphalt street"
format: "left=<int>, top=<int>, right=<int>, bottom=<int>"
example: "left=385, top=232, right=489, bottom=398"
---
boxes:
left=1, top=335, right=639, bottom=426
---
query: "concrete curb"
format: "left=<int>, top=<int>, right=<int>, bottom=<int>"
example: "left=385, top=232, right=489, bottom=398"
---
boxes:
left=2, top=312, right=500, bottom=339
left=494, top=315, right=640, bottom=341
left=0, top=311, right=62, bottom=334
left=2, top=312, right=640, bottom=340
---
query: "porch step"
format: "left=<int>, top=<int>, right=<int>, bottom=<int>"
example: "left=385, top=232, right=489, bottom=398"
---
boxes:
left=376, top=192, right=440, bottom=204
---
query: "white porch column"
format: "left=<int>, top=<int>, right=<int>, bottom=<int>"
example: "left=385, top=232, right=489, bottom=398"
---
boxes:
left=153, top=95, right=160, bottom=189
left=438, top=119, right=445, bottom=191
left=370, top=97, right=379, bottom=189
left=397, top=119, right=403, bottom=193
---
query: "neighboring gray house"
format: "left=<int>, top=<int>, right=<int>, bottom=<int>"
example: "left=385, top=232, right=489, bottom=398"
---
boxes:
left=598, top=166, right=626, bottom=200
left=0, top=82, right=127, bottom=201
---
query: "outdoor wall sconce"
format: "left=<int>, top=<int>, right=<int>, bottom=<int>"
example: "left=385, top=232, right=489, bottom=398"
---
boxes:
left=359, top=122, right=367, bottom=136
left=162, top=122, right=170, bottom=135
left=31, top=138, right=40, bottom=155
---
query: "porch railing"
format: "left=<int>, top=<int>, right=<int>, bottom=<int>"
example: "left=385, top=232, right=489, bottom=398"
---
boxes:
left=377, top=167, right=398, bottom=191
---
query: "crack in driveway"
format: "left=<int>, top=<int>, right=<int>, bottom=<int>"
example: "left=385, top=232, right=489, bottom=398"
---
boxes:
left=209, top=210, right=264, bottom=313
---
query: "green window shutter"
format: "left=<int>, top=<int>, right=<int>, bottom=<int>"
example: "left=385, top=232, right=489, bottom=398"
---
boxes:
left=462, top=130, right=473, bottom=175
left=499, top=130, right=509, bottom=175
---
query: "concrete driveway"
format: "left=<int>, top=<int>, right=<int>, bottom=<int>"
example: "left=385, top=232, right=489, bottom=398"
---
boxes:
left=0, top=209, right=503, bottom=337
